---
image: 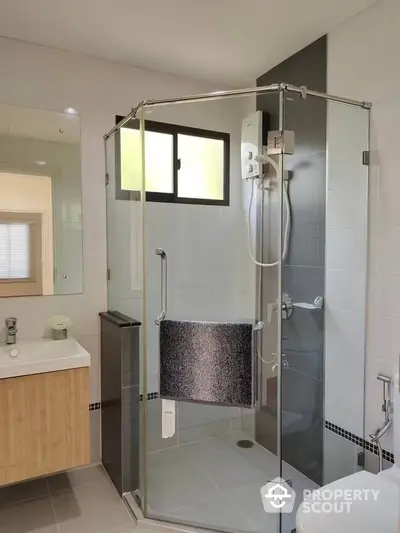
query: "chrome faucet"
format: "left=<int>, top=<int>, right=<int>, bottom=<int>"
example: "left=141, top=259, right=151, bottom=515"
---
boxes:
left=5, top=317, right=17, bottom=345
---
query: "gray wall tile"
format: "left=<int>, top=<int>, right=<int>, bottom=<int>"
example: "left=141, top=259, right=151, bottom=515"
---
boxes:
left=323, top=429, right=361, bottom=484
left=122, top=327, right=140, bottom=388
left=256, top=36, right=326, bottom=486
left=122, top=385, right=139, bottom=493
left=364, top=449, right=392, bottom=475
left=90, top=410, right=101, bottom=465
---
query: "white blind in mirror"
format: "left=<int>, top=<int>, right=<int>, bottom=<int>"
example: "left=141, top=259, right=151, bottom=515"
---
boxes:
left=0, top=222, right=30, bottom=279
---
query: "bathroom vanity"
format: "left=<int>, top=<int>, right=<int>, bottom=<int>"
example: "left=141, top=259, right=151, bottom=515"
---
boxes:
left=0, top=338, right=90, bottom=486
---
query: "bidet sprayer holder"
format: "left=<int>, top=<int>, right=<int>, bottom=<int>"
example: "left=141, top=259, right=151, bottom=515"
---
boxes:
left=370, top=374, right=393, bottom=472
left=377, top=373, right=392, bottom=417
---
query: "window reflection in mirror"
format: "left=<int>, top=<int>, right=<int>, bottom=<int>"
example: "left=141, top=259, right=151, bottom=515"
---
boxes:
left=0, top=103, right=83, bottom=296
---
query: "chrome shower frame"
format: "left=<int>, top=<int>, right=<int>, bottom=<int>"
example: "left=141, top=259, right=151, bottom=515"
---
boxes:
left=104, top=82, right=371, bottom=530
left=104, top=83, right=371, bottom=141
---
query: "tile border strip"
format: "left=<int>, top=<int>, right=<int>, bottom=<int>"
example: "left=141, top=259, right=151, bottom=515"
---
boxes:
left=325, top=420, right=394, bottom=463
left=91, top=399, right=394, bottom=464
left=90, top=392, right=160, bottom=412
left=139, top=392, right=160, bottom=401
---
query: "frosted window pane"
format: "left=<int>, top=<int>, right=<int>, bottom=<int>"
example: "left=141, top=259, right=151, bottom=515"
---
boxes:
left=177, top=134, right=224, bottom=200
left=120, top=128, right=173, bottom=193
left=0, top=222, right=30, bottom=279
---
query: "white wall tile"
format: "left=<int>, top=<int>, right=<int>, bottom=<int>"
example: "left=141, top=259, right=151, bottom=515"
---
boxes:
left=177, top=403, right=240, bottom=429
left=327, top=0, right=400, bottom=450
left=369, top=316, right=400, bottom=366
left=326, top=187, right=368, bottom=231
left=76, top=334, right=100, bottom=403
left=326, top=269, right=366, bottom=313
left=326, top=228, right=367, bottom=271
left=375, top=272, right=400, bottom=320
left=378, top=226, right=400, bottom=273
left=325, top=309, right=365, bottom=436
left=324, top=430, right=361, bottom=485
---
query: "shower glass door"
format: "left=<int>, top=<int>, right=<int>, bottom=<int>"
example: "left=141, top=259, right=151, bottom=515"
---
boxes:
left=279, top=90, right=370, bottom=530
left=138, top=93, right=283, bottom=533
left=105, top=84, right=370, bottom=533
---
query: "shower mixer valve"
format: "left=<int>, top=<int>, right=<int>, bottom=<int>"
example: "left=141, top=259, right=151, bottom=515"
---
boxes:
left=271, top=354, right=289, bottom=373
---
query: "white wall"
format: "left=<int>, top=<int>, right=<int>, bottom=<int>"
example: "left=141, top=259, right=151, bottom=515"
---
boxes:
left=0, top=36, right=227, bottom=462
left=328, top=0, right=400, bottom=453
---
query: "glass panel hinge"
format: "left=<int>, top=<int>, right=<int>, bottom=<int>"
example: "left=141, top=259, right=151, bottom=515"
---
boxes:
left=357, top=451, right=365, bottom=467
left=362, top=151, right=370, bottom=166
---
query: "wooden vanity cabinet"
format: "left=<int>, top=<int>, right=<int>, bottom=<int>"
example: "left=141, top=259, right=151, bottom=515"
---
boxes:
left=0, top=367, right=90, bottom=486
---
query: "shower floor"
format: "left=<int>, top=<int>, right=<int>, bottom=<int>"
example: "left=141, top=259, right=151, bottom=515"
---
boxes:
left=144, top=431, right=318, bottom=533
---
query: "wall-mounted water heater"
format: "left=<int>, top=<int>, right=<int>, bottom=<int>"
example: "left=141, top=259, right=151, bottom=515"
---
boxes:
left=241, top=111, right=264, bottom=181
left=241, top=111, right=295, bottom=180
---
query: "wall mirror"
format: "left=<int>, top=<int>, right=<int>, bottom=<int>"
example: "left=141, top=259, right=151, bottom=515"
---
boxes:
left=0, top=103, right=83, bottom=296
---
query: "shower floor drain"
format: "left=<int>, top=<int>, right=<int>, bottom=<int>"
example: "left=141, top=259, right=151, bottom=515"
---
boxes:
left=236, top=439, right=255, bottom=449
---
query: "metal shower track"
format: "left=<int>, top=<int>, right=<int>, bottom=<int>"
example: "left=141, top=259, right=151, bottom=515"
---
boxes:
left=104, top=82, right=371, bottom=140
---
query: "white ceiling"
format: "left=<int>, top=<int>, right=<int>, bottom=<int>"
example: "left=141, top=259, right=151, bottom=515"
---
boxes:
left=0, top=0, right=378, bottom=86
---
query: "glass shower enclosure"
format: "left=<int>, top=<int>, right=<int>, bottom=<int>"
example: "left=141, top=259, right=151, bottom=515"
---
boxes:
left=105, top=84, right=370, bottom=533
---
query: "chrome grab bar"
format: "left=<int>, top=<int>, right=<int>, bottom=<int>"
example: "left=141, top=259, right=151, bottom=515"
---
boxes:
left=155, top=248, right=167, bottom=325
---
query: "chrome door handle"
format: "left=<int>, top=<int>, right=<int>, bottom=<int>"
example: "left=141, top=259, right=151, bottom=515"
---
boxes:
left=155, top=248, right=167, bottom=325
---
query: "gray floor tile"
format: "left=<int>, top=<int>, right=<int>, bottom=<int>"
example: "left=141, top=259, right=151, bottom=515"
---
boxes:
left=183, top=434, right=277, bottom=490
left=178, top=419, right=231, bottom=444
left=147, top=462, right=220, bottom=515
left=48, top=465, right=109, bottom=494
left=52, top=481, right=133, bottom=533
left=0, top=431, right=319, bottom=533
left=224, top=483, right=280, bottom=532
left=145, top=431, right=316, bottom=532
left=103, top=526, right=137, bottom=533
left=148, top=445, right=189, bottom=470
left=0, top=478, right=49, bottom=508
left=165, top=494, right=255, bottom=533
left=282, top=460, right=318, bottom=494
left=0, top=496, right=57, bottom=533
left=202, top=447, right=270, bottom=489
left=219, top=433, right=280, bottom=479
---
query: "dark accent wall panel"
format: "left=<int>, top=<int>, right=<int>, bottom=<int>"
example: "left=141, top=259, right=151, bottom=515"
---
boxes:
left=256, top=36, right=326, bottom=485
left=100, top=311, right=141, bottom=496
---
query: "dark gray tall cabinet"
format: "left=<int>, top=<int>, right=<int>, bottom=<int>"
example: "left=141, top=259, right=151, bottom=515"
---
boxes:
left=100, top=311, right=141, bottom=496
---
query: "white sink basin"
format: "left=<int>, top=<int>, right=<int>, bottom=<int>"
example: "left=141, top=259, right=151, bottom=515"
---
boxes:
left=0, top=338, right=91, bottom=379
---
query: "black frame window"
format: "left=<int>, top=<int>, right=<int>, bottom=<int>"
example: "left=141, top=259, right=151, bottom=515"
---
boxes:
left=115, top=116, right=230, bottom=206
